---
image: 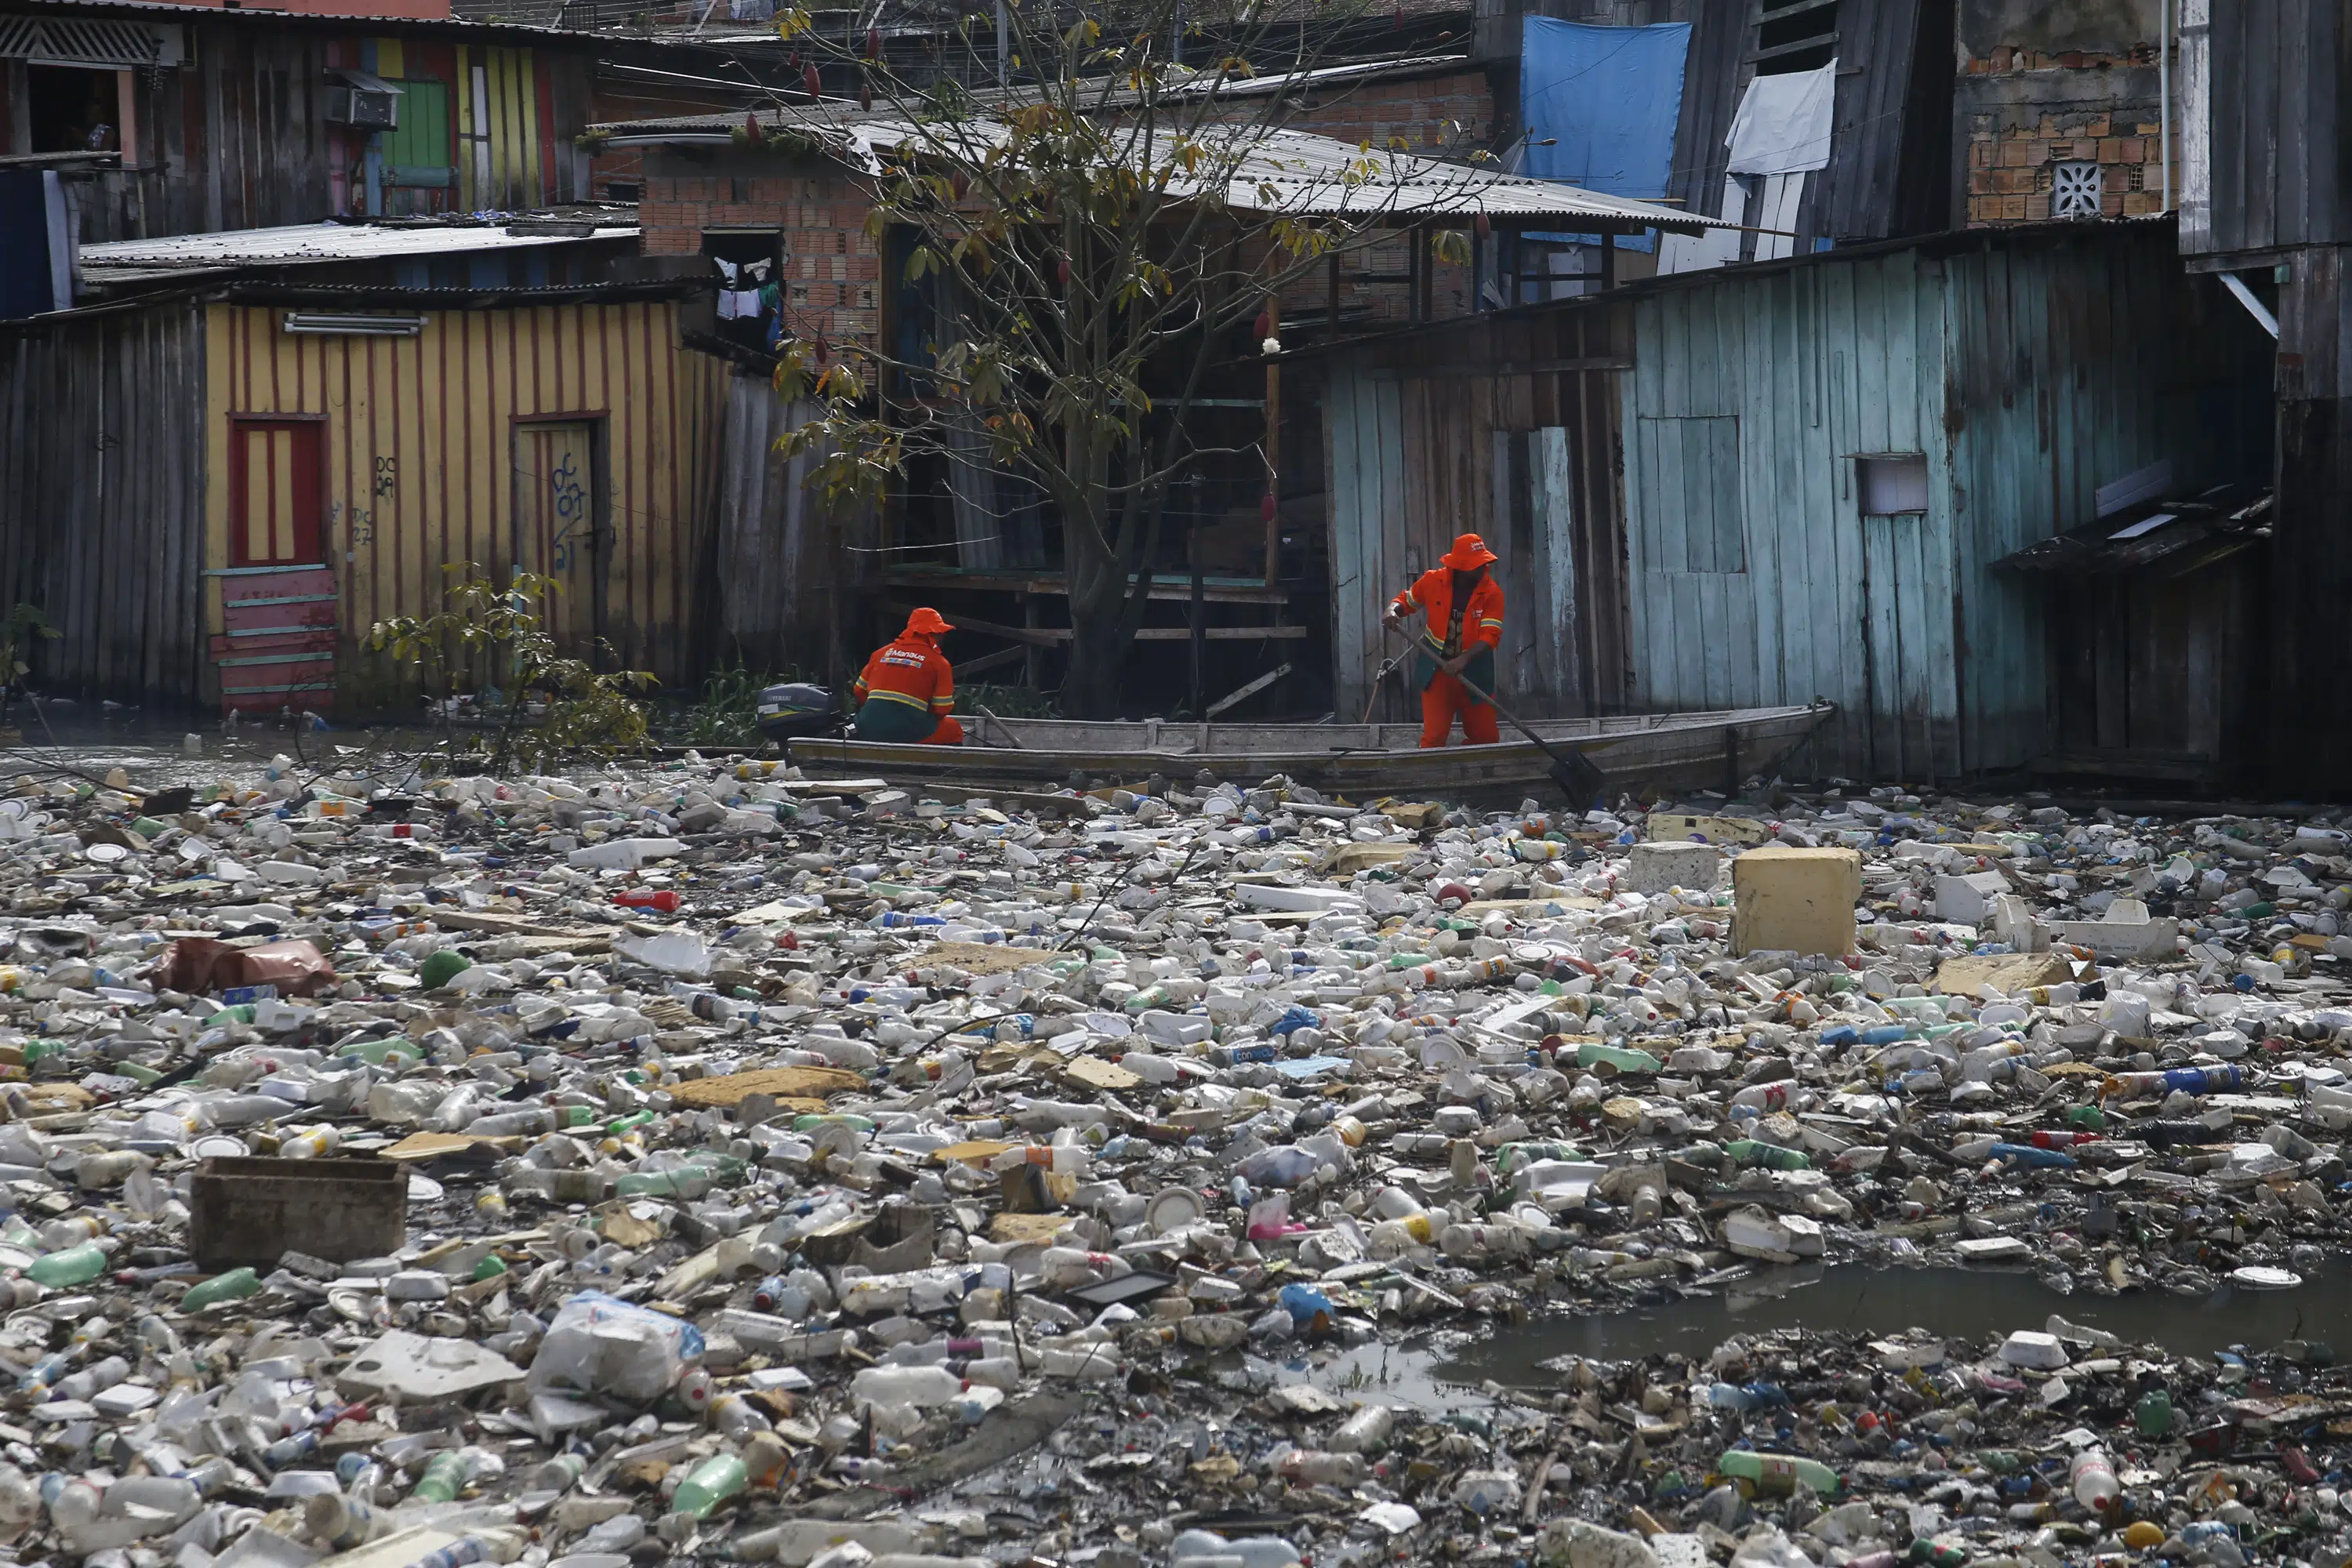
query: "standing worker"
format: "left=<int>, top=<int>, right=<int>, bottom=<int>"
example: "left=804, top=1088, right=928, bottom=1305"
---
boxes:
left=1383, top=533, right=1504, bottom=749
left=851, top=608, right=964, bottom=745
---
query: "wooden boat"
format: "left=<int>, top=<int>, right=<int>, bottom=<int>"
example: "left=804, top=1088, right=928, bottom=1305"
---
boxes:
left=786, top=701, right=1835, bottom=796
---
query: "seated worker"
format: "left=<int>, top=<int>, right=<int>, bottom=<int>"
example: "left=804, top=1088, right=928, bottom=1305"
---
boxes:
left=851, top=608, right=964, bottom=745
left=1383, top=532, right=1504, bottom=748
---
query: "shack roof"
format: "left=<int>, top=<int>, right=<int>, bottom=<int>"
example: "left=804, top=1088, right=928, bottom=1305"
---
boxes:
left=593, top=103, right=1735, bottom=233
left=80, top=217, right=641, bottom=284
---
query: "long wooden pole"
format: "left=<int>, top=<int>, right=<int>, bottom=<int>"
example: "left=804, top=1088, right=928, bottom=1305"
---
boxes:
left=1262, top=293, right=1281, bottom=586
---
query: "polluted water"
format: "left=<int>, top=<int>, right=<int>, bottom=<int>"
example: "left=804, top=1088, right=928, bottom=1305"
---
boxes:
left=0, top=745, right=2348, bottom=1567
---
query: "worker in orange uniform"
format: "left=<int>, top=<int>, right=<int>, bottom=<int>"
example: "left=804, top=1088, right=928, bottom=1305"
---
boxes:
left=851, top=608, right=964, bottom=745
left=1384, top=533, right=1504, bottom=748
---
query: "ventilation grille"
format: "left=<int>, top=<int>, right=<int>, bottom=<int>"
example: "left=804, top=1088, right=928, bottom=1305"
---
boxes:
left=0, top=17, right=183, bottom=67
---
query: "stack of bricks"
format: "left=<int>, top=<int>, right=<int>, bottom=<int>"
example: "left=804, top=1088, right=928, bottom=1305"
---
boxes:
left=638, top=165, right=884, bottom=349
left=1963, top=45, right=2169, bottom=226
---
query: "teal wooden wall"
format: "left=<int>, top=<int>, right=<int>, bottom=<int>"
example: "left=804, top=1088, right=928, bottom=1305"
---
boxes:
left=1621, top=226, right=2270, bottom=781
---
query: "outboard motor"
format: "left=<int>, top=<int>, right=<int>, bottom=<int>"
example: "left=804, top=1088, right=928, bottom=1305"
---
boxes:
left=754, top=682, right=843, bottom=741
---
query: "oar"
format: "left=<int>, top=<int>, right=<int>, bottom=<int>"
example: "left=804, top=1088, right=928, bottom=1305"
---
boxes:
left=1381, top=620, right=1608, bottom=808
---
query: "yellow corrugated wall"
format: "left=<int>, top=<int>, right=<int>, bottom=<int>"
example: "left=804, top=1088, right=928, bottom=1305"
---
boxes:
left=452, top=44, right=544, bottom=210
left=203, top=301, right=725, bottom=711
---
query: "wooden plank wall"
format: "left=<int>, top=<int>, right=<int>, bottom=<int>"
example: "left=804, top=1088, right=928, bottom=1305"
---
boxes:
left=710, top=379, right=873, bottom=684
left=204, top=301, right=724, bottom=711
left=1323, top=307, right=1631, bottom=724
left=2202, top=0, right=2351, bottom=257
left=1621, top=227, right=2272, bottom=781
left=1797, top=0, right=1955, bottom=243
left=0, top=303, right=208, bottom=706
left=58, top=25, right=593, bottom=243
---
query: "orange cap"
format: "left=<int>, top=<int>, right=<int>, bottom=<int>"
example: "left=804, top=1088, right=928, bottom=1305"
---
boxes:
left=1440, top=532, right=1498, bottom=571
left=904, top=607, right=952, bottom=637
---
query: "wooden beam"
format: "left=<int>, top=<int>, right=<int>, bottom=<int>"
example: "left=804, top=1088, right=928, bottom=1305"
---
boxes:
left=1138, top=626, right=1308, bottom=641
left=1393, top=356, right=1634, bottom=380
left=887, top=604, right=1059, bottom=646
left=1205, top=662, right=1293, bottom=719
left=890, top=602, right=1308, bottom=644
left=952, top=645, right=1028, bottom=680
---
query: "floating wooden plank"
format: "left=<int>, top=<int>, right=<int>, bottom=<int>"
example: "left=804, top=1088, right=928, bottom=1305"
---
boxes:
left=1063, top=1055, right=1143, bottom=1092
left=666, top=1066, right=868, bottom=1107
left=1932, top=951, right=2075, bottom=996
left=911, top=940, right=1054, bottom=976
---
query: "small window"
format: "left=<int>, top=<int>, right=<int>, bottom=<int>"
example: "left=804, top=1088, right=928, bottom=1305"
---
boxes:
left=229, top=419, right=325, bottom=566
left=703, top=229, right=783, bottom=352
left=1858, top=454, right=1929, bottom=516
left=2051, top=162, right=2103, bottom=219
left=1751, top=0, right=1838, bottom=74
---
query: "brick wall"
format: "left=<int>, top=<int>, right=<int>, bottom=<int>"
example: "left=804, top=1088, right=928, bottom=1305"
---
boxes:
left=639, top=156, right=884, bottom=347
left=1286, top=66, right=1497, bottom=157
left=633, top=65, right=1502, bottom=347
left=1960, top=47, right=2169, bottom=225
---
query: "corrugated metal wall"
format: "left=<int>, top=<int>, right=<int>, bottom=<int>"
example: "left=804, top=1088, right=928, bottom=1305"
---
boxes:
left=1622, top=227, right=2268, bottom=780
left=0, top=303, right=209, bottom=705
left=205, top=301, right=724, bottom=708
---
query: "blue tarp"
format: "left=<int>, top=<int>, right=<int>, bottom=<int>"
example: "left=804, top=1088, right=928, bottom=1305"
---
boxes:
left=1520, top=17, right=1690, bottom=252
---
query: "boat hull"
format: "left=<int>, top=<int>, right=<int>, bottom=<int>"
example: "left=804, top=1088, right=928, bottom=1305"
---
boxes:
left=785, top=702, right=1834, bottom=796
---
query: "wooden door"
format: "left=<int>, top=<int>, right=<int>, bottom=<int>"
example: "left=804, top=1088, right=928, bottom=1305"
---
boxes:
left=215, top=419, right=336, bottom=716
left=1860, top=512, right=1962, bottom=784
left=512, top=420, right=603, bottom=660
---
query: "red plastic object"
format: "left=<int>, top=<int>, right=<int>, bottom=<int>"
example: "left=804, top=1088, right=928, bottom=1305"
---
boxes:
left=614, top=890, right=681, bottom=913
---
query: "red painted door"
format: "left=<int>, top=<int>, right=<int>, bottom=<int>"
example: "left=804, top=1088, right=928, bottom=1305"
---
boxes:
left=214, top=419, right=338, bottom=716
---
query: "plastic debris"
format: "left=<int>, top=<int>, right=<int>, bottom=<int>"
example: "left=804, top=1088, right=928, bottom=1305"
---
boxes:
left=0, top=746, right=2350, bottom=1565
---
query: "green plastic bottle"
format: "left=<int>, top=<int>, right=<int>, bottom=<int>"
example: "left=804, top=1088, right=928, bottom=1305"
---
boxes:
left=411, top=1450, right=470, bottom=1504
left=1716, top=1449, right=1840, bottom=1497
left=1723, top=1139, right=1813, bottom=1171
left=2134, top=1388, right=2173, bottom=1437
left=1577, top=1041, right=1661, bottom=1074
left=26, top=1243, right=108, bottom=1287
left=668, top=1454, right=748, bottom=1519
left=180, top=1267, right=260, bottom=1311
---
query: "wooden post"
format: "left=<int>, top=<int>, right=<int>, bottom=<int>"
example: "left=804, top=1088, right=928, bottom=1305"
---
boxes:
left=113, top=70, right=138, bottom=166
left=1262, top=295, right=1281, bottom=586
left=1189, top=519, right=1205, bottom=721
left=1022, top=590, right=1041, bottom=689
left=1601, top=229, right=1617, bottom=291
left=1326, top=245, right=1340, bottom=336
left=1417, top=224, right=1435, bottom=321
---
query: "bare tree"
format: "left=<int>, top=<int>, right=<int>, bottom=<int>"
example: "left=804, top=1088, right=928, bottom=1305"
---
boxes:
left=772, top=0, right=1495, bottom=717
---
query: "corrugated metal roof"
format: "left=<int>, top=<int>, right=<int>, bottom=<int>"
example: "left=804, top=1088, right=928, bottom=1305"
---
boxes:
left=80, top=220, right=640, bottom=272
left=593, top=104, right=1737, bottom=231
left=9, top=0, right=673, bottom=42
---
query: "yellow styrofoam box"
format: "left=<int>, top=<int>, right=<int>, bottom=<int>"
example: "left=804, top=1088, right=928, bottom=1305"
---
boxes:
left=1731, top=844, right=1863, bottom=957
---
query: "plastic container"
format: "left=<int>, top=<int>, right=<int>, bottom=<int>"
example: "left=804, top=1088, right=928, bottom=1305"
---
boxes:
left=668, top=1455, right=747, bottom=1519
left=2069, top=1448, right=2119, bottom=1512
left=180, top=1267, right=260, bottom=1312
left=849, top=1365, right=965, bottom=1410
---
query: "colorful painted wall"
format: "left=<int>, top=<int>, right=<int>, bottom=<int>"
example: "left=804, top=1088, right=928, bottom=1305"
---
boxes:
left=201, top=300, right=724, bottom=713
